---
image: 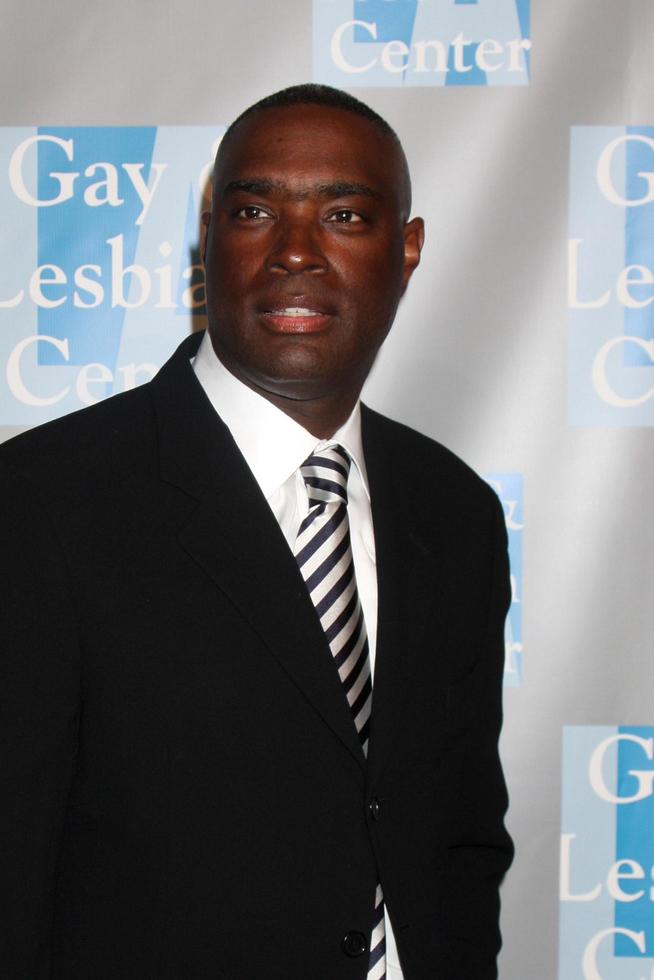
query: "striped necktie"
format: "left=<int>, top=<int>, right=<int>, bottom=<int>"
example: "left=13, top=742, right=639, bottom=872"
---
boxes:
left=294, top=444, right=386, bottom=980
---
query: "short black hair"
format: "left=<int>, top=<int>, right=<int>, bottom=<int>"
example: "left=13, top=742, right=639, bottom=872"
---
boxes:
left=225, top=83, right=399, bottom=145
left=214, top=83, right=412, bottom=215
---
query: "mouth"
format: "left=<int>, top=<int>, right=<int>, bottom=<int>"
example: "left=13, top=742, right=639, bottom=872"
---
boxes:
left=260, top=306, right=333, bottom=334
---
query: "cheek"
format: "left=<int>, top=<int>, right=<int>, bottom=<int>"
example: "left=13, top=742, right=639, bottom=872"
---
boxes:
left=208, top=238, right=260, bottom=297
left=336, top=239, right=405, bottom=293
left=344, top=266, right=403, bottom=323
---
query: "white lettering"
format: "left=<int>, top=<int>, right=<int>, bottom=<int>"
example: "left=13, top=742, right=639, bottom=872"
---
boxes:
left=484, top=479, right=523, bottom=530
left=476, top=38, right=505, bottom=73
left=108, top=233, right=151, bottom=308
left=7, top=134, right=165, bottom=223
left=569, top=241, right=654, bottom=311
left=118, top=362, right=157, bottom=389
left=503, top=497, right=523, bottom=530
left=582, top=927, right=652, bottom=980
left=592, top=336, right=654, bottom=408
left=560, top=834, right=602, bottom=902
left=561, top=833, right=654, bottom=911
left=182, top=264, right=205, bottom=309
left=380, top=38, right=409, bottom=74
left=5, top=335, right=162, bottom=408
left=0, top=283, right=24, bottom=308
left=616, top=264, right=654, bottom=309
left=507, top=37, right=532, bottom=71
left=606, top=859, right=645, bottom=903
left=83, top=162, right=123, bottom=210
left=597, top=134, right=654, bottom=207
left=330, top=20, right=377, bottom=74
left=122, top=162, right=168, bottom=225
left=28, top=264, right=67, bottom=309
left=568, top=239, right=611, bottom=309
left=9, top=134, right=77, bottom=206
left=413, top=38, right=448, bottom=74
left=329, top=21, right=530, bottom=77
left=504, top=641, right=522, bottom=675
left=589, top=733, right=654, bottom=803
left=510, top=573, right=520, bottom=604
left=76, top=362, right=113, bottom=406
left=0, top=239, right=193, bottom=311
left=6, top=334, right=70, bottom=406
left=451, top=32, right=472, bottom=73
left=73, top=265, right=103, bottom=308
left=154, top=241, right=176, bottom=309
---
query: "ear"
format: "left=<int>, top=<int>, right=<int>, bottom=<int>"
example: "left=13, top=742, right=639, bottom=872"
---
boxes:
left=401, top=216, right=425, bottom=291
left=200, top=210, right=212, bottom=264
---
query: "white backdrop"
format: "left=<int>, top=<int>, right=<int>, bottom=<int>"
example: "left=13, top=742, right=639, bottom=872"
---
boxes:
left=2, top=3, right=653, bottom=977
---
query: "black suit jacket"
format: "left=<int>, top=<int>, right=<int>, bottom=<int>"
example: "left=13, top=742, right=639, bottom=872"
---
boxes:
left=1, top=332, right=513, bottom=979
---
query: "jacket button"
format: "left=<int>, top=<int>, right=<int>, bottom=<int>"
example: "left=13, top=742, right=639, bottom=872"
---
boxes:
left=342, top=930, right=367, bottom=957
left=369, top=797, right=382, bottom=820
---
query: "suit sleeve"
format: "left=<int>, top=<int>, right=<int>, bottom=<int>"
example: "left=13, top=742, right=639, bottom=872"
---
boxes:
left=443, top=489, right=514, bottom=978
left=0, top=461, right=81, bottom=979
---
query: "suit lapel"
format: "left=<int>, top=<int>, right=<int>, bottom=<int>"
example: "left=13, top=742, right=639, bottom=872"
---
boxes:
left=361, top=406, right=440, bottom=785
left=149, top=335, right=366, bottom=778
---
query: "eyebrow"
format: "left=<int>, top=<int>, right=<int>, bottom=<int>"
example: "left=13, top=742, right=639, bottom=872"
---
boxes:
left=221, top=178, right=382, bottom=201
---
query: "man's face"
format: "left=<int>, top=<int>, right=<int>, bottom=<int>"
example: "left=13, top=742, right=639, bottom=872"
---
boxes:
left=203, top=103, right=424, bottom=410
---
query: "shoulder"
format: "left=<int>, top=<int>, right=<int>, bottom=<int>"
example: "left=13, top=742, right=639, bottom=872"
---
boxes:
left=0, top=331, right=204, bottom=481
left=362, top=405, right=509, bottom=622
left=0, top=384, right=156, bottom=503
left=361, top=403, right=500, bottom=514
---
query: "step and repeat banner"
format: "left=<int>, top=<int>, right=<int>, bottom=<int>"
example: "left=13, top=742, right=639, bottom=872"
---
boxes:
left=1, top=1, right=652, bottom=977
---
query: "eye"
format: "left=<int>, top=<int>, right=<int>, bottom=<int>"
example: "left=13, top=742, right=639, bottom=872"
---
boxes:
left=327, top=209, right=363, bottom=224
left=234, top=205, right=273, bottom=220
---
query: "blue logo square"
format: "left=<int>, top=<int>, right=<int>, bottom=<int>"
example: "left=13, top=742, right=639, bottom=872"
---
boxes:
left=0, top=126, right=223, bottom=426
left=569, top=127, right=654, bottom=426
left=560, top=726, right=654, bottom=977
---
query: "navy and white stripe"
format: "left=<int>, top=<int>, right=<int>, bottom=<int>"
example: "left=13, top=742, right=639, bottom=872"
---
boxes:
left=294, top=444, right=385, bottom=979
left=368, top=884, right=386, bottom=980
left=295, top=445, right=373, bottom=755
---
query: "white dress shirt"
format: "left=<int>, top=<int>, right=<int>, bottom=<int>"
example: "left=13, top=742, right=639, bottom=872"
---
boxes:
left=192, top=331, right=403, bottom=978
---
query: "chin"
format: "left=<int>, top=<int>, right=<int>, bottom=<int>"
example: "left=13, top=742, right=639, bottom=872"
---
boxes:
left=261, top=348, right=334, bottom=383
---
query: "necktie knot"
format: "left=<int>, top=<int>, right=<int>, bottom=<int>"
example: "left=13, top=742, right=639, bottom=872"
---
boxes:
left=299, top=444, right=351, bottom=508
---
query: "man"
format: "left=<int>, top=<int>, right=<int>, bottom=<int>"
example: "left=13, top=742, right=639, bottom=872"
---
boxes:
left=1, top=85, right=512, bottom=979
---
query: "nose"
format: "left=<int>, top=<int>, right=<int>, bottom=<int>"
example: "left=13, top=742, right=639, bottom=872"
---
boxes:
left=266, top=218, right=328, bottom=275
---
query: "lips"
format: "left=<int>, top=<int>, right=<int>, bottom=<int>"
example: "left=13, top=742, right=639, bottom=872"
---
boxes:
left=259, top=297, right=334, bottom=334
left=267, top=307, right=323, bottom=317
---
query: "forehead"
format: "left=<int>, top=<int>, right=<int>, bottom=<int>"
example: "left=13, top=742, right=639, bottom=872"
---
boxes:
left=215, top=104, right=402, bottom=202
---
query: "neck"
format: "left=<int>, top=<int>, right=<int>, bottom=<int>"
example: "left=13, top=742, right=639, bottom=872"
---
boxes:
left=212, top=345, right=362, bottom=439
left=255, top=388, right=357, bottom=439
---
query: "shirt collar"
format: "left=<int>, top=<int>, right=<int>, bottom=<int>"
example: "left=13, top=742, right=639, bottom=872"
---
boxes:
left=192, top=331, right=369, bottom=501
